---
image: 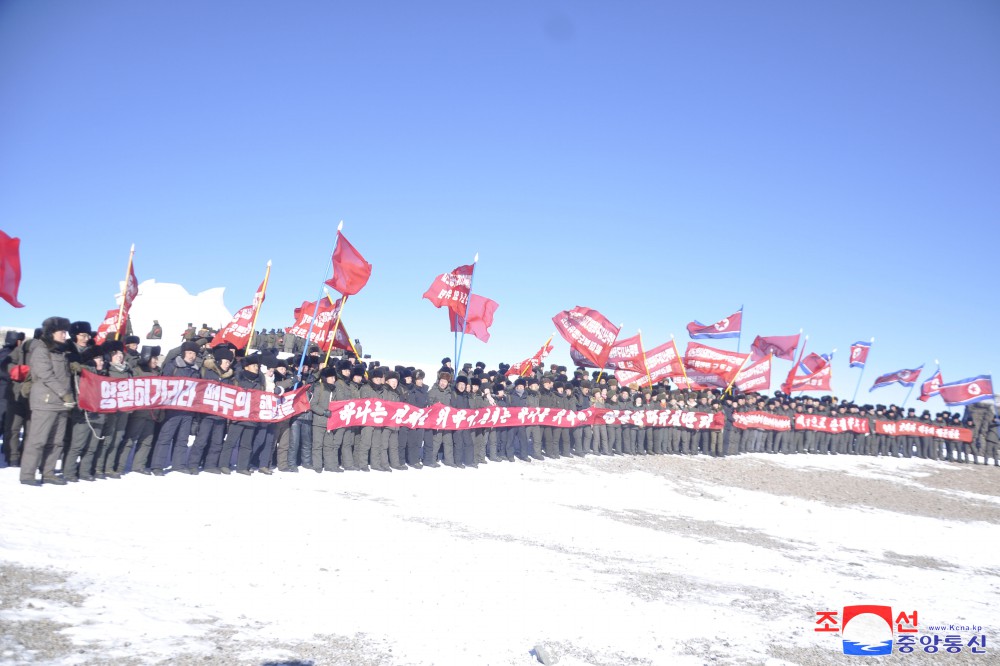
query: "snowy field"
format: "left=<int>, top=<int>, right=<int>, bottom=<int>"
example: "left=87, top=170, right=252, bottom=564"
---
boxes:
left=1, top=453, right=998, bottom=665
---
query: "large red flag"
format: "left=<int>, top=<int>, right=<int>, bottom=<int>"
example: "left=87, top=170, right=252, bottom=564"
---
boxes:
left=448, top=294, right=499, bottom=343
left=607, top=334, right=644, bottom=371
left=285, top=297, right=352, bottom=352
left=614, top=340, right=683, bottom=388
left=552, top=306, right=621, bottom=369
left=506, top=340, right=555, bottom=378
left=0, top=231, right=24, bottom=308
left=749, top=334, right=799, bottom=361
left=325, top=231, right=372, bottom=296
left=212, top=275, right=269, bottom=349
left=92, top=309, right=121, bottom=346
left=786, top=364, right=832, bottom=393
left=683, top=342, right=750, bottom=385
left=423, top=264, right=474, bottom=317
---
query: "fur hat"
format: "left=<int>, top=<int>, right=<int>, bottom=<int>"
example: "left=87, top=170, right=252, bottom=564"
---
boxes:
left=475, top=361, right=486, bottom=370
left=102, top=340, right=125, bottom=356
left=399, top=368, right=412, bottom=381
left=414, top=369, right=426, bottom=381
left=493, top=383, right=505, bottom=394
left=4, top=330, right=23, bottom=346
left=514, top=378, right=526, bottom=388
left=370, top=366, right=385, bottom=379
left=470, top=377, right=482, bottom=387
left=336, top=358, right=353, bottom=372
left=181, top=341, right=200, bottom=354
left=441, top=357, right=452, bottom=365
left=455, top=375, right=469, bottom=386
left=243, top=352, right=263, bottom=367
left=124, top=335, right=141, bottom=345
left=212, top=346, right=235, bottom=363
left=386, top=370, right=400, bottom=382
left=139, top=345, right=161, bottom=365
left=69, top=321, right=93, bottom=337
left=351, top=366, right=366, bottom=379
left=320, top=366, right=338, bottom=379
left=437, top=371, right=452, bottom=381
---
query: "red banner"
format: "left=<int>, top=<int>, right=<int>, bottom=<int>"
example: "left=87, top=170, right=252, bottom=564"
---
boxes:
left=731, top=411, right=792, bottom=431
left=93, top=308, right=122, bottom=346
left=212, top=273, right=268, bottom=349
left=875, top=419, right=972, bottom=442
left=325, top=400, right=723, bottom=431
left=285, top=297, right=352, bottom=351
left=0, top=230, right=24, bottom=308
left=684, top=342, right=750, bottom=385
left=787, top=365, right=832, bottom=393
left=448, top=293, right=499, bottom=343
left=552, top=306, right=621, bottom=369
left=750, top=334, right=799, bottom=361
left=795, top=414, right=870, bottom=435
left=614, top=340, right=683, bottom=387
left=607, top=334, right=644, bottom=371
left=78, top=371, right=310, bottom=422
left=325, top=230, right=372, bottom=296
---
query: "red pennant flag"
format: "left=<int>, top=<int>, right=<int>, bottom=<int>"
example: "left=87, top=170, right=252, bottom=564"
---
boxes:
left=211, top=275, right=269, bottom=349
left=749, top=334, right=799, bottom=361
left=918, top=369, right=943, bottom=402
left=552, top=306, right=621, bottom=369
left=786, top=364, right=832, bottom=393
left=448, top=294, right=499, bottom=343
left=0, top=231, right=24, bottom=308
left=285, top=297, right=352, bottom=352
left=607, top=334, right=644, bottom=371
left=613, top=340, right=683, bottom=388
left=734, top=354, right=772, bottom=393
left=325, top=231, right=372, bottom=296
left=683, top=342, right=750, bottom=385
left=423, top=264, right=474, bottom=317
left=506, top=340, right=555, bottom=378
left=92, top=309, right=121, bottom=346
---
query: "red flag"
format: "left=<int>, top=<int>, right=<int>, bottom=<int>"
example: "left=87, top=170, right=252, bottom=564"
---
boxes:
left=211, top=275, right=269, bottom=349
left=325, top=231, right=372, bottom=296
left=122, top=261, right=139, bottom=316
left=285, top=297, right=352, bottom=352
left=607, top=334, right=644, bottom=370
left=918, top=369, right=943, bottom=402
left=0, top=231, right=24, bottom=308
left=423, top=264, right=474, bottom=317
left=786, top=364, right=832, bottom=393
left=448, top=294, right=499, bottom=343
left=614, top=340, right=683, bottom=388
left=734, top=354, right=772, bottom=393
left=92, top=309, right=121, bottom=346
left=683, top=342, right=750, bottom=385
left=938, top=375, right=993, bottom=406
left=506, top=340, right=555, bottom=378
left=686, top=308, right=742, bottom=339
left=749, top=334, right=799, bottom=361
left=552, top=306, right=621, bottom=369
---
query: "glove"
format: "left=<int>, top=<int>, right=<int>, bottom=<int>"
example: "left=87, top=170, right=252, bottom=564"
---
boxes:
left=274, top=387, right=284, bottom=396
left=61, top=394, right=74, bottom=404
left=324, top=410, right=331, bottom=418
left=69, top=362, right=84, bottom=375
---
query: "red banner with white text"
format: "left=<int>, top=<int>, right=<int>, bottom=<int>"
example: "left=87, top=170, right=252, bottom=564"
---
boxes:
left=875, top=419, right=972, bottom=442
left=78, top=371, right=310, bottom=422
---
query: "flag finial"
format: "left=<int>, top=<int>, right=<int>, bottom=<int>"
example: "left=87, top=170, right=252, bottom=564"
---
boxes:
left=337, top=220, right=343, bottom=232
left=130, top=243, right=135, bottom=252
left=473, top=252, right=479, bottom=263
left=870, top=336, right=875, bottom=343
left=267, top=259, right=272, bottom=267
left=935, top=358, right=939, bottom=365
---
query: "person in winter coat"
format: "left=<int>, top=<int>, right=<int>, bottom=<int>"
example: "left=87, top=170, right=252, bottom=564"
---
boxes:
left=21, top=317, right=74, bottom=485
left=95, top=341, right=133, bottom=478
left=404, top=369, right=430, bottom=468
left=192, top=346, right=236, bottom=474
left=120, top=346, right=162, bottom=474
left=309, top=366, right=342, bottom=473
left=149, top=341, right=201, bottom=474
left=450, top=375, right=474, bottom=467
left=424, top=371, right=453, bottom=467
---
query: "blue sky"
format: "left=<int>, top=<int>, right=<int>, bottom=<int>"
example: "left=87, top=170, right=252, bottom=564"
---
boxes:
left=2, top=1, right=998, bottom=409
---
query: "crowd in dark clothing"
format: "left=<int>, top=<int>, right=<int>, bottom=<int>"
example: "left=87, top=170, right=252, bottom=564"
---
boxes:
left=3, top=320, right=998, bottom=486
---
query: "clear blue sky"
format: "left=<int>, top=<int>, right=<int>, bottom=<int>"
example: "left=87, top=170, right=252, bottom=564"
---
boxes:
left=2, top=1, right=998, bottom=409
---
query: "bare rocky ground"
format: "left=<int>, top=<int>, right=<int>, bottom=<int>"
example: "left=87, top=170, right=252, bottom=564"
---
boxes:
left=1, top=453, right=997, bottom=665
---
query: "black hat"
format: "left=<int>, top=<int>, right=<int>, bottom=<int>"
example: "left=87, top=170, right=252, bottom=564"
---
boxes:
left=514, top=378, right=526, bottom=388
left=470, top=377, right=482, bottom=387
left=259, top=354, right=281, bottom=369
left=139, top=345, right=161, bottom=364
left=351, top=366, right=366, bottom=379
left=493, top=383, right=505, bottom=393
left=336, top=358, right=353, bottom=372
left=212, top=346, right=235, bottom=363
left=498, top=363, right=510, bottom=375
left=243, top=352, right=263, bottom=367
left=475, top=361, right=485, bottom=370
left=386, top=370, right=400, bottom=381
left=528, top=376, right=539, bottom=386
left=4, top=330, right=22, bottom=346
left=370, top=367, right=385, bottom=379
left=181, top=341, right=200, bottom=354
left=441, top=357, right=451, bottom=365
left=69, top=321, right=93, bottom=337
left=553, top=380, right=564, bottom=390
left=455, top=375, right=468, bottom=386
left=414, top=369, right=426, bottom=380
left=124, top=335, right=141, bottom=345
left=321, top=366, right=338, bottom=379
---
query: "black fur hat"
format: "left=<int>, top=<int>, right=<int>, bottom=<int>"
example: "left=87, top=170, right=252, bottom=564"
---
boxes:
left=41, top=316, right=71, bottom=340
left=124, top=335, right=141, bottom=345
left=514, top=378, right=527, bottom=388
left=493, top=383, right=505, bottom=393
left=102, top=340, right=125, bottom=356
left=321, top=366, right=338, bottom=379
left=414, top=369, right=426, bottom=380
left=351, top=366, right=366, bottom=379
left=336, top=358, right=353, bottom=372
left=69, top=321, right=93, bottom=337
left=370, top=367, right=385, bottom=380
left=181, top=341, right=200, bottom=354
left=470, top=377, right=482, bottom=387
left=212, top=346, right=235, bottom=363
left=386, top=370, right=399, bottom=382
left=455, top=375, right=469, bottom=386
left=139, top=345, right=161, bottom=365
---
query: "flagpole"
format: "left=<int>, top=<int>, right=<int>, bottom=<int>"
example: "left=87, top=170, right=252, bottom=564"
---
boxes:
left=113, top=244, right=135, bottom=341
left=638, top=328, right=652, bottom=389
left=521, top=334, right=554, bottom=377
left=784, top=333, right=808, bottom=393
left=594, top=323, right=622, bottom=384
left=723, top=354, right=753, bottom=396
left=322, top=293, right=348, bottom=367
left=850, top=336, right=874, bottom=403
left=901, top=380, right=917, bottom=410
left=737, top=304, right=743, bottom=354
left=671, top=334, right=690, bottom=390
left=454, top=253, right=478, bottom=375
left=246, top=260, right=272, bottom=351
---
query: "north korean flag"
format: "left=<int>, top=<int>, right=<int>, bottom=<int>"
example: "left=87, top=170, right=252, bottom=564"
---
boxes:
left=870, top=366, right=923, bottom=391
left=938, top=375, right=994, bottom=406
left=849, top=341, right=871, bottom=369
left=917, top=369, right=943, bottom=402
left=686, top=307, right=742, bottom=340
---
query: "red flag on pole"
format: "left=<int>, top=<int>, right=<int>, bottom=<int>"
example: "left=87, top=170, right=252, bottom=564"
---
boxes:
left=607, top=334, right=644, bottom=371
left=423, top=264, right=474, bottom=317
left=285, top=298, right=352, bottom=352
left=552, top=306, right=621, bottom=369
left=448, top=294, right=498, bottom=343
left=325, top=231, right=372, bottom=296
left=683, top=342, right=750, bottom=385
left=0, top=231, right=24, bottom=308
left=613, top=340, right=683, bottom=388
left=211, top=275, right=269, bottom=349
left=506, top=340, right=555, bottom=378
left=92, top=309, right=121, bottom=346
left=749, top=334, right=799, bottom=361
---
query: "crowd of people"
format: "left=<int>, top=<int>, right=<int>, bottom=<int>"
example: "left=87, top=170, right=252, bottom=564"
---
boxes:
left=3, top=318, right=998, bottom=486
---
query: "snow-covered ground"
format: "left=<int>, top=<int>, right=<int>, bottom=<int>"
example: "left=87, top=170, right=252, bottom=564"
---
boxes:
left=1, top=453, right=997, bottom=665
